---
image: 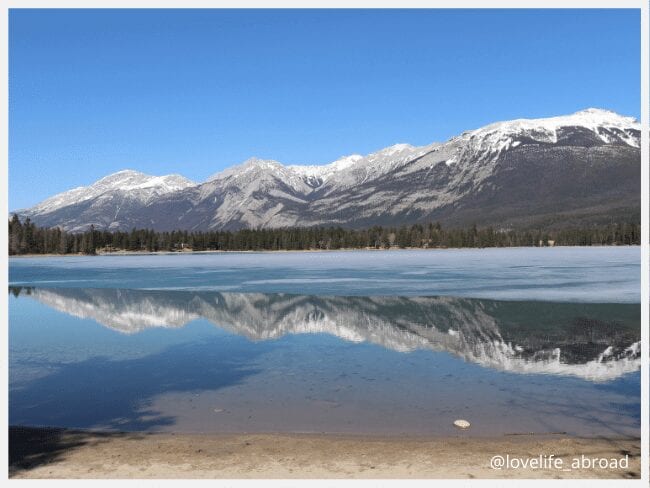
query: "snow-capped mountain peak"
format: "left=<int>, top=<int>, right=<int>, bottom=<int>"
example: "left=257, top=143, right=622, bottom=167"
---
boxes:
left=332, top=153, right=364, bottom=166
left=463, top=108, right=640, bottom=148
left=93, top=170, right=194, bottom=192
left=13, top=108, right=640, bottom=232
left=480, top=108, right=637, bottom=135
left=380, top=143, right=415, bottom=155
left=320, top=142, right=439, bottom=188
left=18, top=169, right=196, bottom=217
left=207, top=157, right=285, bottom=182
left=287, top=154, right=363, bottom=183
left=439, top=108, right=641, bottom=167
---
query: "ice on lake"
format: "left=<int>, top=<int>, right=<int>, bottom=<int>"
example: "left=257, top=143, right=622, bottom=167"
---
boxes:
left=9, top=247, right=640, bottom=302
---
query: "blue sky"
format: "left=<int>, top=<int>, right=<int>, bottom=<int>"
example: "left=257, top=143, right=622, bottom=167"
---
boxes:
left=9, top=8, right=641, bottom=210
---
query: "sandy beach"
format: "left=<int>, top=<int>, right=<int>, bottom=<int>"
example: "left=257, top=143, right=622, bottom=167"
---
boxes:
left=8, top=427, right=640, bottom=479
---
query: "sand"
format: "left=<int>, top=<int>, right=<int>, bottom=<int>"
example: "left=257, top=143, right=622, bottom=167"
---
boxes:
left=9, top=427, right=640, bottom=479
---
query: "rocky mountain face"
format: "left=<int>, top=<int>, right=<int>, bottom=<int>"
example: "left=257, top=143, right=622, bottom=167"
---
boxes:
left=12, top=287, right=640, bottom=382
left=16, top=170, right=196, bottom=232
left=14, top=108, right=640, bottom=232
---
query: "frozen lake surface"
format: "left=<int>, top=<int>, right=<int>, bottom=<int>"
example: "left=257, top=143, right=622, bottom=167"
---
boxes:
left=9, top=247, right=640, bottom=302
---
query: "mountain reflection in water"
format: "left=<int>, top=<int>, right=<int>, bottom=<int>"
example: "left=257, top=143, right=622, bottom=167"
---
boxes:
left=10, top=287, right=639, bottom=382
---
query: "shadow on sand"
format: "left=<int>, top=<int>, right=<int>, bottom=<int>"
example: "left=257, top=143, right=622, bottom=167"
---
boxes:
left=9, top=426, right=145, bottom=477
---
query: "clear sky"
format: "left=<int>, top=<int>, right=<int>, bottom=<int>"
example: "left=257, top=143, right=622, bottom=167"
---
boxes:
left=9, top=8, right=641, bottom=210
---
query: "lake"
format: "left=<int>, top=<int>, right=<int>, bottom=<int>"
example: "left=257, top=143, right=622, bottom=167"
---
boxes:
left=8, top=247, right=641, bottom=437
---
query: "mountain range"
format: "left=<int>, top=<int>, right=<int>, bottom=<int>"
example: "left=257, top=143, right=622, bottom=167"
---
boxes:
left=13, top=108, right=640, bottom=232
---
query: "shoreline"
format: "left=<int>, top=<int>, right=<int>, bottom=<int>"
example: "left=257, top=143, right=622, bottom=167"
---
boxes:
left=9, top=426, right=640, bottom=479
left=8, top=244, right=641, bottom=259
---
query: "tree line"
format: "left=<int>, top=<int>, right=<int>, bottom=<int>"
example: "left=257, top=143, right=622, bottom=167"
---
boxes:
left=8, top=214, right=640, bottom=256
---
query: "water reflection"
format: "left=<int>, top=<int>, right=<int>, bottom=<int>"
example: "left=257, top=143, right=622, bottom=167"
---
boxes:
left=10, top=287, right=640, bottom=382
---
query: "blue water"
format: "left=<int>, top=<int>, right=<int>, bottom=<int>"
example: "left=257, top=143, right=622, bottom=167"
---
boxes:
left=8, top=248, right=641, bottom=437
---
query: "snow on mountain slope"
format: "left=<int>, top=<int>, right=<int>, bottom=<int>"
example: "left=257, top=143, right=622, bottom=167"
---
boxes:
left=472, top=108, right=640, bottom=147
left=299, top=108, right=640, bottom=228
left=443, top=108, right=639, bottom=166
left=394, top=108, right=640, bottom=195
left=19, top=170, right=196, bottom=216
left=202, top=108, right=638, bottom=192
left=205, top=157, right=314, bottom=194
left=288, top=154, right=363, bottom=187
left=14, top=108, right=640, bottom=231
left=317, top=143, right=441, bottom=191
